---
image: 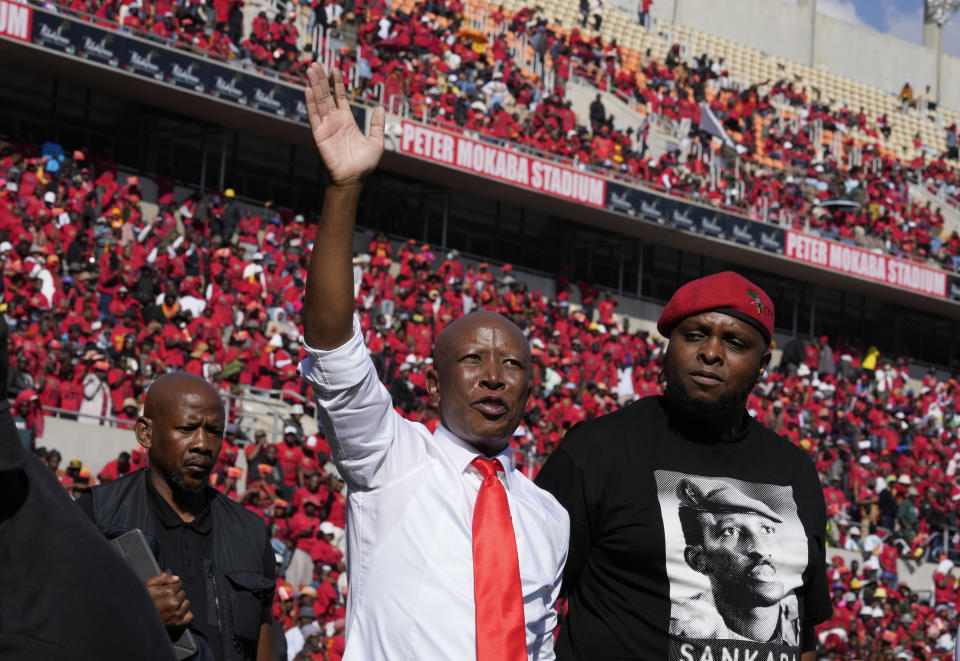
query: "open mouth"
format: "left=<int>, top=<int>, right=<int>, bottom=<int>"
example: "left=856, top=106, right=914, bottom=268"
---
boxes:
left=472, top=397, right=508, bottom=419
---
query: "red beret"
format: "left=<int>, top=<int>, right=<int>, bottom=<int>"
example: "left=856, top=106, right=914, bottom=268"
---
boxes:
left=657, top=271, right=774, bottom=344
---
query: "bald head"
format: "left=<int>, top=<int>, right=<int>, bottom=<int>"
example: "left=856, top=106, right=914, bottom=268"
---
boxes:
left=433, top=310, right=530, bottom=373
left=143, top=372, right=223, bottom=420
left=426, top=310, right=532, bottom=456
left=137, top=372, right=225, bottom=502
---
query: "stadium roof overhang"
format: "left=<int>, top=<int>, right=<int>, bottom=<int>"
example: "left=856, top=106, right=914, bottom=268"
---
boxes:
left=2, top=3, right=960, bottom=320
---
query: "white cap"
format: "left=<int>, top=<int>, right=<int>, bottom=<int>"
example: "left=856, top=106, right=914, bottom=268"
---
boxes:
left=252, top=251, right=264, bottom=261
left=0, top=241, right=11, bottom=252
left=319, top=521, right=335, bottom=535
left=283, top=425, right=298, bottom=435
left=290, top=403, right=305, bottom=415
left=305, top=435, right=318, bottom=448
left=44, top=191, right=56, bottom=204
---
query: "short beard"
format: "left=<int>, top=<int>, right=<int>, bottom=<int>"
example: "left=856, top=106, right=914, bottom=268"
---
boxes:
left=168, top=467, right=208, bottom=497
left=662, top=350, right=757, bottom=432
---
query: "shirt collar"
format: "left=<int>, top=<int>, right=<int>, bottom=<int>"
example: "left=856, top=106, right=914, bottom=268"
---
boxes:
left=432, top=423, right=513, bottom=482
left=144, top=469, right=214, bottom=533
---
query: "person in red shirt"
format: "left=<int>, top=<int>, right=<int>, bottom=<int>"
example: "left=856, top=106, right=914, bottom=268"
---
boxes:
left=325, top=474, right=346, bottom=530
left=114, top=397, right=140, bottom=430
left=215, top=466, right=242, bottom=501
left=293, top=472, right=330, bottom=512
left=275, top=426, right=306, bottom=493
left=97, top=451, right=133, bottom=484
left=296, top=624, right=325, bottom=660
left=300, top=521, right=344, bottom=570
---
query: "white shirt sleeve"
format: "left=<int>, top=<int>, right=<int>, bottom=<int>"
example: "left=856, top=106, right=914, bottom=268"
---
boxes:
left=300, top=316, right=428, bottom=491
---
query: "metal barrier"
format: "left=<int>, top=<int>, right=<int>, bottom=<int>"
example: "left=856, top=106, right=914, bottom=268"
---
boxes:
left=41, top=406, right=131, bottom=428
left=41, top=382, right=311, bottom=439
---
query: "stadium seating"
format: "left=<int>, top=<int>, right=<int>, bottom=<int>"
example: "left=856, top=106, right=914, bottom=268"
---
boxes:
left=42, top=0, right=960, bottom=272
left=5, top=131, right=960, bottom=656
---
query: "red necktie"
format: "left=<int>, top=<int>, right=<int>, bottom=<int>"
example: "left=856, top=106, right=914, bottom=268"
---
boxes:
left=471, top=456, right=527, bottom=661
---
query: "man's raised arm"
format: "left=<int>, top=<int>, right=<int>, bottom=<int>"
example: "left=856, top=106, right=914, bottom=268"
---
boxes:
left=302, top=62, right=385, bottom=350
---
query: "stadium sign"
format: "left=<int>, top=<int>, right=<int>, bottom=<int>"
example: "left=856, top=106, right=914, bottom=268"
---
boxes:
left=784, top=231, right=947, bottom=298
left=602, top=182, right=785, bottom=255
left=399, top=122, right=606, bottom=208
left=0, top=0, right=31, bottom=43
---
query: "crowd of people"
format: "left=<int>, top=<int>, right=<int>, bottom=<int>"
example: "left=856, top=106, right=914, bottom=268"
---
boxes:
left=38, top=0, right=960, bottom=273
left=5, top=132, right=960, bottom=657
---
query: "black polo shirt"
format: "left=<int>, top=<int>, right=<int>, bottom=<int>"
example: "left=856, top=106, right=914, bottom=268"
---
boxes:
left=79, top=474, right=275, bottom=659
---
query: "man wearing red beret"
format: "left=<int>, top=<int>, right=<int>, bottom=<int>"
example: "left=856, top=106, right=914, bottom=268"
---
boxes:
left=537, top=271, right=831, bottom=661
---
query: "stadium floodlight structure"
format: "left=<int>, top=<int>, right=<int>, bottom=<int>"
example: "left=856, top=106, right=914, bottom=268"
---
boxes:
left=925, top=0, right=960, bottom=104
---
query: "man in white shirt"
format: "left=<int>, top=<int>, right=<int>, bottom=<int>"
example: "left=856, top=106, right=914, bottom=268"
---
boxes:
left=297, top=62, right=569, bottom=661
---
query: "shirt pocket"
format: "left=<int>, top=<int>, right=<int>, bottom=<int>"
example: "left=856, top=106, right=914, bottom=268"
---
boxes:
left=224, top=570, right=274, bottom=640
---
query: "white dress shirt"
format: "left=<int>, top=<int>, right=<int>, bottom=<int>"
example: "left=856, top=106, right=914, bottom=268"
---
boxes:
left=300, top=319, right=569, bottom=661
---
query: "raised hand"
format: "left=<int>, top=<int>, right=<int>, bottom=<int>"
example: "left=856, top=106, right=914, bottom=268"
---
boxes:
left=305, top=62, right=385, bottom=188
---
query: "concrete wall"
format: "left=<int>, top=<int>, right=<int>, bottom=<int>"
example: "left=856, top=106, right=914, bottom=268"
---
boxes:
left=40, top=416, right=141, bottom=476
left=624, top=0, right=960, bottom=112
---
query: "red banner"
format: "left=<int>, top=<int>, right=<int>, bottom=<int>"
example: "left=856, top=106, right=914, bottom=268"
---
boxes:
left=784, top=230, right=947, bottom=298
left=0, top=0, right=31, bottom=42
left=399, top=121, right=606, bottom=208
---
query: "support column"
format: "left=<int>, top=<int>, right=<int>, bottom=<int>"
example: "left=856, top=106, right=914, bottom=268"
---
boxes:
left=636, top=242, right=644, bottom=297
left=440, top=191, right=449, bottom=250
left=199, top=131, right=207, bottom=193
left=219, top=132, right=227, bottom=192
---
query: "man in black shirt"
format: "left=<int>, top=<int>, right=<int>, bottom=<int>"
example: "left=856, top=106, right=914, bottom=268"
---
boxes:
left=536, top=271, right=830, bottom=661
left=78, top=373, right=276, bottom=661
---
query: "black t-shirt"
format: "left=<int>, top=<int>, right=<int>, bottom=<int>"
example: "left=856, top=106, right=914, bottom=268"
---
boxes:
left=535, top=396, right=832, bottom=661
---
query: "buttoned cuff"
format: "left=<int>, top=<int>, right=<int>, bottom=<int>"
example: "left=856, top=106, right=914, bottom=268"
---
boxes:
left=299, top=315, right=370, bottom=393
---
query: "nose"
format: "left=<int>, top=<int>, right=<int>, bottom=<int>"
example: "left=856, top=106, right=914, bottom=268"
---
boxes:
left=698, top=336, right=723, bottom=365
left=479, top=358, right=505, bottom=391
left=188, top=423, right=217, bottom=456
left=741, top=527, right=771, bottom=559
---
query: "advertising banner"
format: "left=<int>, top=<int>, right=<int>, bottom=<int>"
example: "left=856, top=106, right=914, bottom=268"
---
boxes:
left=949, top=275, right=960, bottom=302
left=400, top=121, right=607, bottom=208
left=604, top=182, right=785, bottom=255
left=160, top=49, right=208, bottom=93
left=784, top=230, right=947, bottom=298
left=0, top=0, right=32, bottom=43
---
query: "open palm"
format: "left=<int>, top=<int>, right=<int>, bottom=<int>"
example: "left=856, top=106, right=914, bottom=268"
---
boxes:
left=305, top=62, right=385, bottom=187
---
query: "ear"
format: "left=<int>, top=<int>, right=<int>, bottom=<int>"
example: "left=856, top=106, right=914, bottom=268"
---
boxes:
left=758, top=350, right=772, bottom=379
left=425, top=368, right=441, bottom=404
left=135, top=416, right=152, bottom=450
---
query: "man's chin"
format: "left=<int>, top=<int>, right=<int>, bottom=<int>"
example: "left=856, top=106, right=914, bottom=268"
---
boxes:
left=170, top=468, right=209, bottom=496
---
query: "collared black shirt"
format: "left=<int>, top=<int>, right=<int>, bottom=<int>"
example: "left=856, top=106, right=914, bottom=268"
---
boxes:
left=79, top=473, right=275, bottom=660
left=142, top=475, right=222, bottom=657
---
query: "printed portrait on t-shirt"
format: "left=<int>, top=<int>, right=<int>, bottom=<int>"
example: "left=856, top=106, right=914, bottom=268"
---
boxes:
left=654, top=470, right=809, bottom=661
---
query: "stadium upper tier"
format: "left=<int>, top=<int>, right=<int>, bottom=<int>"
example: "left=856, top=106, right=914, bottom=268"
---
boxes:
left=27, top=0, right=960, bottom=275
left=472, top=0, right=960, bottom=163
